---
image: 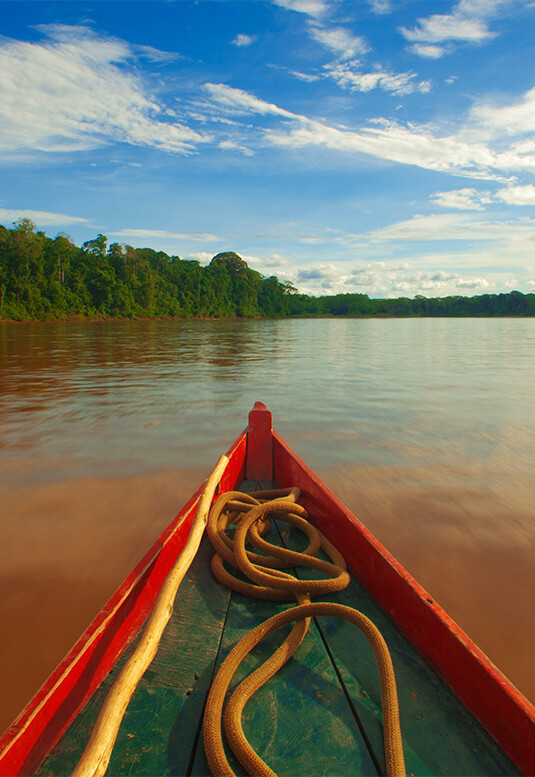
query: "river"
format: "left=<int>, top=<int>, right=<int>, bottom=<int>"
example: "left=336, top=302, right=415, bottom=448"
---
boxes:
left=1, top=317, right=534, bottom=733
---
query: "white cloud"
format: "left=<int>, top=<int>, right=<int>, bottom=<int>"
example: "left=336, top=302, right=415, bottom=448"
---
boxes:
left=308, top=24, right=369, bottom=60
left=456, top=277, right=489, bottom=289
left=433, top=185, right=535, bottom=209
left=232, top=34, right=256, bottom=47
left=367, top=0, right=391, bottom=14
left=410, top=44, right=448, bottom=59
left=287, top=257, right=499, bottom=297
left=471, top=86, right=535, bottom=136
left=431, top=188, right=492, bottom=210
left=0, top=208, right=89, bottom=227
left=3, top=22, right=535, bottom=188
left=298, top=266, right=330, bottom=280
left=325, top=61, right=430, bottom=95
left=496, top=184, right=535, bottom=205
left=402, top=15, right=495, bottom=45
left=290, top=70, right=322, bottom=82
left=110, top=228, right=219, bottom=243
left=266, top=116, right=502, bottom=179
left=0, top=25, right=211, bottom=157
left=363, top=213, right=464, bottom=241
left=364, top=212, right=524, bottom=242
left=200, top=78, right=535, bottom=180
left=218, top=139, right=254, bottom=156
left=183, top=251, right=214, bottom=265
left=272, top=0, right=330, bottom=19
left=273, top=0, right=369, bottom=64
left=401, top=0, right=514, bottom=55
left=134, top=44, right=181, bottom=63
left=203, top=83, right=295, bottom=119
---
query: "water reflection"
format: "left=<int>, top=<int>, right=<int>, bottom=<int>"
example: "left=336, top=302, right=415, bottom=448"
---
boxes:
left=1, top=317, right=534, bottom=731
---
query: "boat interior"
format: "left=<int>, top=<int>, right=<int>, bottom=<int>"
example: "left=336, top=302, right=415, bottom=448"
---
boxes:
left=36, top=478, right=519, bottom=777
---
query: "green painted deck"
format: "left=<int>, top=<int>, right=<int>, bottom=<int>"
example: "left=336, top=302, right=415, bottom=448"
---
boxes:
left=36, top=482, right=520, bottom=777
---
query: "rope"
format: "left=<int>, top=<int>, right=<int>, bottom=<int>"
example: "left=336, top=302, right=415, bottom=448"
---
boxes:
left=71, top=454, right=229, bottom=777
left=203, top=489, right=406, bottom=777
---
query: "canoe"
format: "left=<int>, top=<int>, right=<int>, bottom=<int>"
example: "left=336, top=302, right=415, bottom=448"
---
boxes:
left=0, top=401, right=534, bottom=776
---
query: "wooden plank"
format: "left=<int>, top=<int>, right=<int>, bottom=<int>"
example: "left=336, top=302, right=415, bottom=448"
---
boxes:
left=32, top=475, right=522, bottom=777
left=36, top=538, right=232, bottom=776
left=189, top=482, right=379, bottom=777
left=276, top=520, right=521, bottom=777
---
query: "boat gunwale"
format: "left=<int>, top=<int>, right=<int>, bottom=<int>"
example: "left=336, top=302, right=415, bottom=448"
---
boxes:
left=1, top=402, right=534, bottom=776
left=271, top=426, right=535, bottom=777
left=0, top=432, right=248, bottom=777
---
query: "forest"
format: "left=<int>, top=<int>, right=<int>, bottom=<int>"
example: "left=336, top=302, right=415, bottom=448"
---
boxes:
left=1, top=219, right=535, bottom=320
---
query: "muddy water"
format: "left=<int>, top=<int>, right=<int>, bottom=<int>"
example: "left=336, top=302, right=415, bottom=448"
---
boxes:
left=1, top=318, right=534, bottom=733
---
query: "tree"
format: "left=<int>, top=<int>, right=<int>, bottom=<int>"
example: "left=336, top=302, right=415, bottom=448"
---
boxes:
left=82, top=234, right=108, bottom=264
left=14, top=217, right=36, bottom=234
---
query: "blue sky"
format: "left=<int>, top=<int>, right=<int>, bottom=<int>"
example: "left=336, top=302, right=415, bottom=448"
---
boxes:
left=1, top=0, right=535, bottom=298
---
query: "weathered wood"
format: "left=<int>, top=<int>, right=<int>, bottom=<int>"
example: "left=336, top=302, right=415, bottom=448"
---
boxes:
left=276, top=520, right=521, bottom=777
left=272, top=431, right=535, bottom=775
left=246, top=403, right=273, bottom=481
left=29, top=476, right=527, bottom=777
left=189, top=481, right=379, bottom=777
left=37, top=538, right=232, bottom=776
left=0, top=435, right=247, bottom=777
left=71, top=456, right=229, bottom=777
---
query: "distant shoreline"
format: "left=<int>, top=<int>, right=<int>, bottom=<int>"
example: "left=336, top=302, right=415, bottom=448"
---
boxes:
left=2, top=226, right=535, bottom=321
left=2, top=312, right=535, bottom=324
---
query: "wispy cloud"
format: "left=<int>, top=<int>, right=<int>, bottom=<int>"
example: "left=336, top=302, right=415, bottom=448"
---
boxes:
left=182, top=251, right=215, bottom=265
left=471, top=85, right=535, bottom=137
left=231, top=34, right=257, bottom=47
left=265, top=116, right=503, bottom=179
left=281, top=256, right=498, bottom=297
left=193, top=72, right=535, bottom=181
left=273, top=0, right=370, bottom=68
left=402, top=15, right=495, bottom=45
left=0, top=208, right=89, bottom=227
left=205, top=78, right=534, bottom=179
left=495, top=184, right=535, bottom=205
left=432, top=185, right=535, bottom=209
left=272, top=0, right=330, bottom=20
left=218, top=139, right=254, bottom=156
left=134, top=44, right=182, bottom=63
left=367, top=0, right=391, bottom=15
left=203, top=83, right=295, bottom=118
left=401, top=0, right=514, bottom=57
left=0, top=25, right=211, bottom=157
left=110, top=228, right=219, bottom=243
left=324, top=61, right=430, bottom=95
left=307, top=24, right=369, bottom=60
left=431, top=188, right=492, bottom=210
left=289, top=69, right=322, bottom=82
left=363, top=212, right=535, bottom=246
left=410, top=44, right=449, bottom=59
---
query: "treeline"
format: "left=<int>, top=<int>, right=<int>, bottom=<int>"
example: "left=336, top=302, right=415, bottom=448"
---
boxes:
left=1, top=220, right=534, bottom=320
left=299, top=290, right=535, bottom=317
left=0, top=221, right=292, bottom=320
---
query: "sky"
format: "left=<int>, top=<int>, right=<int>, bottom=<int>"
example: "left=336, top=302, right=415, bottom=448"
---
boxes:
left=1, top=0, right=535, bottom=299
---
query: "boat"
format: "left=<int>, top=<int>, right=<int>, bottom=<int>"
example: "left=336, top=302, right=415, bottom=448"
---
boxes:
left=0, top=401, right=534, bottom=776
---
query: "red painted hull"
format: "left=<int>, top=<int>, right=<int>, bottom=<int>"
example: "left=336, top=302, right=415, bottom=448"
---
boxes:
left=0, top=402, right=533, bottom=776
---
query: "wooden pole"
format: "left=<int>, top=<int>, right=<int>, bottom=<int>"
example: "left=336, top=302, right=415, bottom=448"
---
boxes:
left=71, top=454, right=229, bottom=777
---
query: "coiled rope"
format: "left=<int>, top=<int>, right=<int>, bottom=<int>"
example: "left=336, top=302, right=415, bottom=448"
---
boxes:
left=203, top=488, right=406, bottom=777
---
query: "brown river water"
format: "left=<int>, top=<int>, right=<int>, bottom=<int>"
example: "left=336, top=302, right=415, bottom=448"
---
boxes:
left=1, top=318, right=534, bottom=734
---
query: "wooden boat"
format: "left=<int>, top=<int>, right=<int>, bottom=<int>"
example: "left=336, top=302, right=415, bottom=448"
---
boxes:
left=1, top=402, right=534, bottom=776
